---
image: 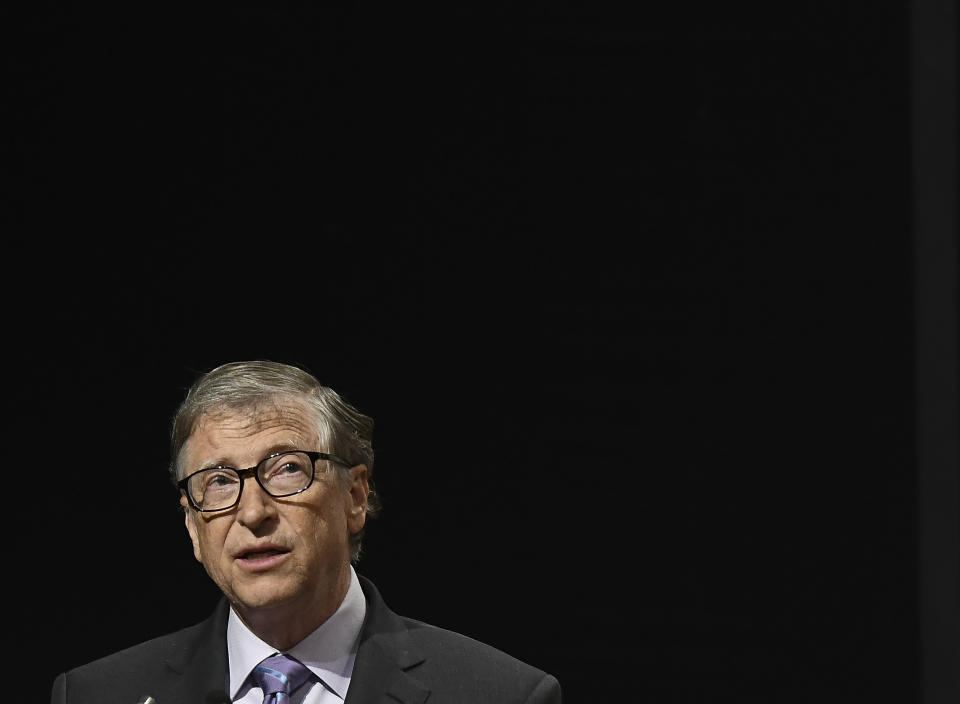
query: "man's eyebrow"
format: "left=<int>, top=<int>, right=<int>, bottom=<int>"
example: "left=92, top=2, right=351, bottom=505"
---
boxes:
left=195, top=457, right=235, bottom=471
left=195, top=443, right=305, bottom=471
left=256, top=442, right=305, bottom=460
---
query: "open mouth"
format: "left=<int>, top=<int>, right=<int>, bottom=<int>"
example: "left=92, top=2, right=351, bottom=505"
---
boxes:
left=235, top=546, right=291, bottom=569
left=241, top=549, right=286, bottom=559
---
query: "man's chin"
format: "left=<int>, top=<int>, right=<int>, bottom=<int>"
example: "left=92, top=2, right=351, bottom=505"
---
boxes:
left=229, top=575, right=301, bottom=613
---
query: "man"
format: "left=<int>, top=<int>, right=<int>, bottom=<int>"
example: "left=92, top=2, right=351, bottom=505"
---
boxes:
left=51, top=360, right=561, bottom=703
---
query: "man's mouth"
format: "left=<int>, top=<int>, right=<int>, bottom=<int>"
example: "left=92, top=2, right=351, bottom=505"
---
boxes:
left=241, top=549, right=286, bottom=559
left=235, top=544, right=292, bottom=569
left=234, top=546, right=291, bottom=572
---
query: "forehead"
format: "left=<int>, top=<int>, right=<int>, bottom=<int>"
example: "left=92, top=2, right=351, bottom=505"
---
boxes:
left=184, top=402, right=320, bottom=465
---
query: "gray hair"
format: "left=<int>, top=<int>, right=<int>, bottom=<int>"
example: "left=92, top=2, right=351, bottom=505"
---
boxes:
left=170, top=360, right=380, bottom=562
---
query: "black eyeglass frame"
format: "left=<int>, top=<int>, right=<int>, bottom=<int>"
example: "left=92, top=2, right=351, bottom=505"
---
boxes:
left=177, top=450, right=354, bottom=512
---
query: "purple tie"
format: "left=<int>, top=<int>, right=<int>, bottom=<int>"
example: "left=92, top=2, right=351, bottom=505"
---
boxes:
left=251, top=654, right=314, bottom=704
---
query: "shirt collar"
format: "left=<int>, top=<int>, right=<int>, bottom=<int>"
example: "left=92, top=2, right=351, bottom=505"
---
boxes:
left=227, top=565, right=367, bottom=700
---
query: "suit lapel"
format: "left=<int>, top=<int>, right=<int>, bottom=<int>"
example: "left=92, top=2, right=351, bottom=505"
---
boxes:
left=162, top=599, right=231, bottom=702
left=345, top=576, right=431, bottom=704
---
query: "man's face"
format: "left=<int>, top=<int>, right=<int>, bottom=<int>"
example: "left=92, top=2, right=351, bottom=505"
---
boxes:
left=180, top=403, right=368, bottom=627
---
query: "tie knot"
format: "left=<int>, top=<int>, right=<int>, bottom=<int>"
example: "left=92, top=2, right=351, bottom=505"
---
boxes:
left=251, top=654, right=313, bottom=699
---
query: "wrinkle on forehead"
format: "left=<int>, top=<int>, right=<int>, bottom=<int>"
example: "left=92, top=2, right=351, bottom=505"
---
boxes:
left=198, top=403, right=318, bottom=440
left=203, top=411, right=317, bottom=438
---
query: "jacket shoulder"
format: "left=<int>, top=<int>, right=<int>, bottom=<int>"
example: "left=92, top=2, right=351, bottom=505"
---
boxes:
left=52, top=601, right=230, bottom=704
left=401, top=615, right=547, bottom=675
left=65, top=616, right=211, bottom=673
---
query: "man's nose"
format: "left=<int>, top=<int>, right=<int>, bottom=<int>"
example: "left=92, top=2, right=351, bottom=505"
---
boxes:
left=236, top=474, right=278, bottom=527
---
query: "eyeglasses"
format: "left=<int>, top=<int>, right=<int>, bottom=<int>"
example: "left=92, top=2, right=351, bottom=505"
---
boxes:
left=178, top=450, right=353, bottom=512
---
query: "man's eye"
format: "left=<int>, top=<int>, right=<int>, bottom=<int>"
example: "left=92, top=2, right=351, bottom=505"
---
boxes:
left=206, top=472, right=237, bottom=488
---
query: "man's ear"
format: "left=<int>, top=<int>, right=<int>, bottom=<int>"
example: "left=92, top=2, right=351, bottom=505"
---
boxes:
left=346, top=464, right=369, bottom=534
left=181, top=495, right=203, bottom=562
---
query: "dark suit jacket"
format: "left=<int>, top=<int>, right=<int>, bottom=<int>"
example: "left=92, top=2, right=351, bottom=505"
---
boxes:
left=51, top=575, right=561, bottom=704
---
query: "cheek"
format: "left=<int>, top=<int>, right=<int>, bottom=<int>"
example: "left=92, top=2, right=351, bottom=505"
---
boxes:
left=195, top=521, right=230, bottom=563
left=300, top=499, right=347, bottom=550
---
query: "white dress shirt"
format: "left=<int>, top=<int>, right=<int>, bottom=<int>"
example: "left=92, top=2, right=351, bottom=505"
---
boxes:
left=227, top=566, right=367, bottom=703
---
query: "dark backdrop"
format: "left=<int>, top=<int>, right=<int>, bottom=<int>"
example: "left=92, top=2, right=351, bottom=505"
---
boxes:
left=5, top=2, right=929, bottom=702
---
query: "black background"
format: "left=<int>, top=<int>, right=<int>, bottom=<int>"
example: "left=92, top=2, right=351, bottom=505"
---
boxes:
left=5, top=1, right=927, bottom=701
